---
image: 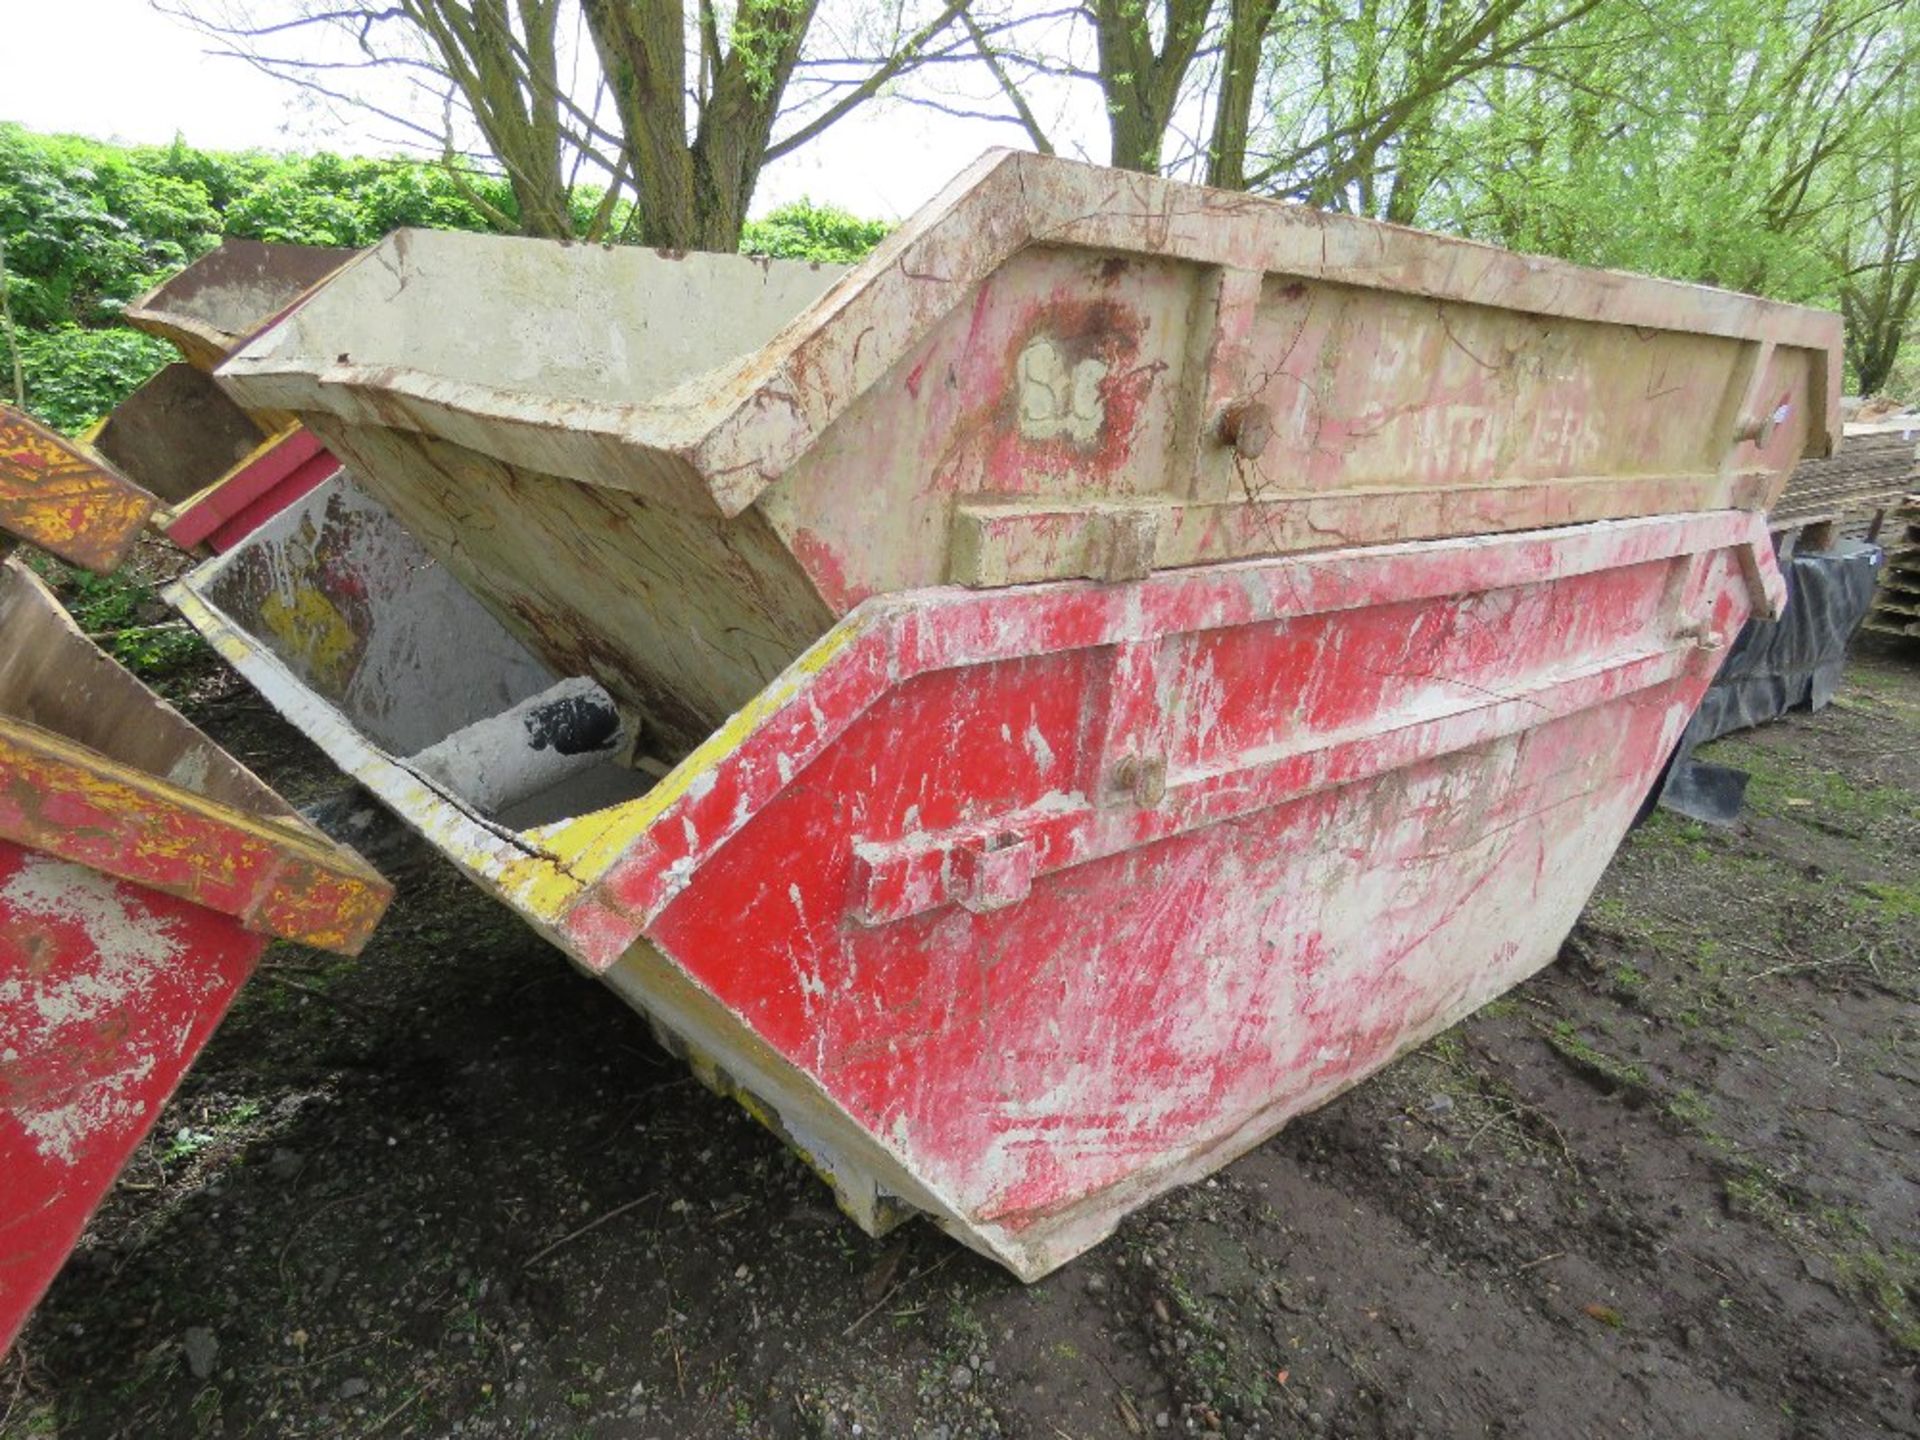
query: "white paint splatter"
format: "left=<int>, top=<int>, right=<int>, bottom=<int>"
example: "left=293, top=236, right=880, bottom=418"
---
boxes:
left=165, top=746, right=215, bottom=795
left=0, top=855, right=187, bottom=1164
left=1024, top=723, right=1056, bottom=775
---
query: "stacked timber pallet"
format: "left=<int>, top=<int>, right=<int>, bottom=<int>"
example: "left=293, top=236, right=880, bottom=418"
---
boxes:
left=1771, top=413, right=1918, bottom=535
left=1866, top=494, right=1920, bottom=639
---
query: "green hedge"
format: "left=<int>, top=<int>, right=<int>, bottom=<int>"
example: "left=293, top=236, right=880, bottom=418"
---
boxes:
left=0, top=123, right=891, bottom=433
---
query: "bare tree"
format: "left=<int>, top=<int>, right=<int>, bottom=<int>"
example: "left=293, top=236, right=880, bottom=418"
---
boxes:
left=951, top=0, right=1608, bottom=203
left=171, top=0, right=979, bottom=249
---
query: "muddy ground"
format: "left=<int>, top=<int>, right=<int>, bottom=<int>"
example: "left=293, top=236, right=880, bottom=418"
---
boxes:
left=4, top=636, right=1917, bottom=1440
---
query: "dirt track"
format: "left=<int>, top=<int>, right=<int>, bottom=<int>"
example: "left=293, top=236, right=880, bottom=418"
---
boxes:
left=5, top=641, right=1917, bottom=1440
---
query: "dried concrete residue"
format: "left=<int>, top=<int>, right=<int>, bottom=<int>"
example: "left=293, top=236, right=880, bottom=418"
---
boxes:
left=165, top=745, right=216, bottom=795
left=0, top=855, right=185, bottom=1165
left=407, top=675, right=627, bottom=817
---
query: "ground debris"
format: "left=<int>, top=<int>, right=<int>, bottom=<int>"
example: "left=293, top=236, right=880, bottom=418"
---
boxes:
left=5, top=642, right=1917, bottom=1437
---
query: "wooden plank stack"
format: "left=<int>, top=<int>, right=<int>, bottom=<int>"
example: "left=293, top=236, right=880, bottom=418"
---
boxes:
left=1772, top=417, right=1918, bottom=531
left=1866, top=493, right=1920, bottom=639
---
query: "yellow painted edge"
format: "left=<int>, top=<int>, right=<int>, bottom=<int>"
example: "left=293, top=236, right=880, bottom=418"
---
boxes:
left=157, top=424, right=307, bottom=526
left=0, top=714, right=388, bottom=926
left=172, top=574, right=875, bottom=927
left=513, top=612, right=873, bottom=913
left=172, top=580, right=574, bottom=912
left=0, top=713, right=383, bottom=883
left=0, top=407, right=158, bottom=570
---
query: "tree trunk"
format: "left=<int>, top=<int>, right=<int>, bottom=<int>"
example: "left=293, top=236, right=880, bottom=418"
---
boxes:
left=690, top=0, right=819, bottom=250
left=1092, top=0, right=1214, bottom=174
left=1207, top=0, right=1281, bottom=189
left=582, top=0, right=700, bottom=248
left=405, top=0, right=577, bottom=238
left=585, top=0, right=815, bottom=251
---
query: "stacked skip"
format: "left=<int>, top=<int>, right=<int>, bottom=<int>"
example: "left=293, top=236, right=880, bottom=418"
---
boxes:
left=172, top=151, right=1839, bottom=1278
left=89, top=239, right=360, bottom=553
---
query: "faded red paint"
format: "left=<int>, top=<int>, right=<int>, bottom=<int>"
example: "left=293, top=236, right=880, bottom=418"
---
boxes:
left=788, top=527, right=858, bottom=617
left=0, top=840, right=263, bottom=1355
left=0, top=554, right=390, bottom=1351
left=981, top=292, right=1156, bottom=491
left=163, top=427, right=340, bottom=552
left=507, top=511, right=1781, bottom=1273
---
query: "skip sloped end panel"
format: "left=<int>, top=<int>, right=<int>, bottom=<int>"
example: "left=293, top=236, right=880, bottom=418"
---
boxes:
left=127, top=238, right=362, bottom=370
left=0, top=407, right=156, bottom=572
left=89, top=363, right=267, bottom=507
left=0, top=841, right=263, bottom=1354
left=622, top=524, right=1762, bottom=1276
left=187, top=469, right=560, bottom=757
left=762, top=242, right=1820, bottom=604
left=298, top=420, right=838, bottom=751
left=216, top=230, right=848, bottom=505
left=0, top=559, right=291, bottom=820
left=0, top=560, right=391, bottom=955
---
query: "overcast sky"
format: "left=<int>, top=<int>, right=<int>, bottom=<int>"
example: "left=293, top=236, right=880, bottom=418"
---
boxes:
left=4, top=0, right=1098, bottom=221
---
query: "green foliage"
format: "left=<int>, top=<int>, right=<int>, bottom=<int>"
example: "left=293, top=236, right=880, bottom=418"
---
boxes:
left=1400, top=0, right=1919, bottom=386
left=10, top=325, right=174, bottom=433
left=0, top=124, right=523, bottom=429
left=215, top=150, right=520, bottom=245
left=0, top=125, right=214, bottom=330
left=742, top=199, right=892, bottom=262
left=0, top=124, right=891, bottom=435
left=49, top=564, right=206, bottom=682
left=1227, top=0, right=1918, bottom=397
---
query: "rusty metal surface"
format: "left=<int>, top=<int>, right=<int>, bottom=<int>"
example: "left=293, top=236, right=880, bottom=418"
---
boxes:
left=211, top=152, right=1840, bottom=742
left=0, top=838, right=264, bottom=1356
left=301, top=419, right=839, bottom=752
left=88, top=363, right=266, bottom=506
left=0, top=406, right=156, bottom=572
left=173, top=503, right=1779, bottom=1277
left=126, top=238, right=359, bottom=372
left=0, top=558, right=390, bottom=952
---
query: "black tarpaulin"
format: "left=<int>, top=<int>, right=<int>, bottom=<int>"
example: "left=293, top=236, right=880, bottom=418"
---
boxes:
left=1657, top=540, right=1885, bottom=824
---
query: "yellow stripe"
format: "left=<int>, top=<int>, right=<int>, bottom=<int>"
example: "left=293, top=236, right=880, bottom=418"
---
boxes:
left=513, top=617, right=869, bottom=915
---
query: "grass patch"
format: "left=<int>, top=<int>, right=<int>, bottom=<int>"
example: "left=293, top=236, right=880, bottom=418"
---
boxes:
left=1544, top=1022, right=1650, bottom=1097
left=1724, top=1166, right=1920, bottom=1352
left=22, top=551, right=215, bottom=698
left=1860, top=880, right=1920, bottom=922
left=1707, top=736, right=1915, bottom=830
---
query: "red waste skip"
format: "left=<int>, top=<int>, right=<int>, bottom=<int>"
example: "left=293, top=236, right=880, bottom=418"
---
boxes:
left=0, top=839, right=260, bottom=1341
left=174, top=150, right=1833, bottom=1277
left=178, top=500, right=1779, bottom=1278
left=0, top=551, right=388, bottom=1353
left=566, top=510, right=1780, bottom=1277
